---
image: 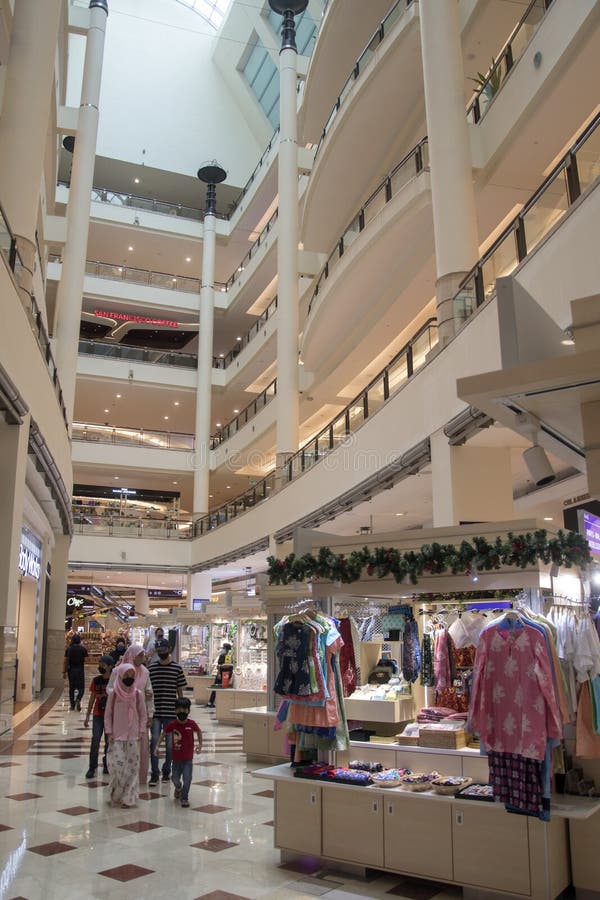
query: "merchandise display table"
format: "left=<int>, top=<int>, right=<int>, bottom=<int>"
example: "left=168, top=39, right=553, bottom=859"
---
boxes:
left=344, top=696, right=413, bottom=723
left=214, top=688, right=267, bottom=725
left=255, top=764, right=600, bottom=900
left=187, top=675, right=214, bottom=705
left=239, top=707, right=288, bottom=760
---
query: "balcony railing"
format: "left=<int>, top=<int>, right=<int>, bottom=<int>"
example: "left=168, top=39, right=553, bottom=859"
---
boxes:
left=221, top=208, right=278, bottom=293
left=466, top=0, right=554, bottom=124
left=72, top=503, right=192, bottom=540
left=227, top=127, right=279, bottom=219
left=308, top=137, right=428, bottom=316
left=194, top=316, right=438, bottom=536
left=78, top=338, right=209, bottom=370
left=220, top=295, right=278, bottom=367
left=453, top=110, right=600, bottom=324
left=72, top=422, right=195, bottom=450
left=81, top=258, right=217, bottom=293
left=315, top=0, right=415, bottom=160
left=209, top=379, right=277, bottom=450
left=0, top=205, right=68, bottom=428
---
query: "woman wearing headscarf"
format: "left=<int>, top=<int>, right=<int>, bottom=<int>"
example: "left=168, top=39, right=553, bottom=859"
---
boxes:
left=62, top=633, right=88, bottom=711
left=104, top=663, right=147, bottom=808
left=108, top=644, right=153, bottom=783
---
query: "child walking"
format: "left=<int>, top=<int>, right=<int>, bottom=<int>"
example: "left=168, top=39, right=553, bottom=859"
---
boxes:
left=157, top=697, right=202, bottom=807
left=104, top=663, right=147, bottom=808
left=84, top=654, right=114, bottom=778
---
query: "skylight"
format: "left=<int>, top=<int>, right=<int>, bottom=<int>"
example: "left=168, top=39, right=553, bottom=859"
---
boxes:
left=175, top=0, right=233, bottom=30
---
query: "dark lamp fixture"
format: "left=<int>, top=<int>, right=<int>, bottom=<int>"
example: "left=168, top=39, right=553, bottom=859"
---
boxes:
left=62, top=136, right=75, bottom=153
left=197, top=161, right=227, bottom=185
left=268, top=0, right=308, bottom=13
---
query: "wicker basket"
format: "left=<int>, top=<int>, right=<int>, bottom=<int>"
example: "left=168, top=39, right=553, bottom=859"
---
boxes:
left=400, top=773, right=437, bottom=792
left=431, top=776, right=472, bottom=796
left=372, top=776, right=403, bottom=789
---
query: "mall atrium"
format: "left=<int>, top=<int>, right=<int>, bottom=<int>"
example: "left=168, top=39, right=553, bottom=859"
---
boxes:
left=0, top=0, right=599, bottom=897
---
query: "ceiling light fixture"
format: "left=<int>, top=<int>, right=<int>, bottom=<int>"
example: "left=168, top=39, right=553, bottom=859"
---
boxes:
left=543, top=516, right=554, bottom=521
left=174, top=401, right=180, bottom=406
left=116, top=394, right=122, bottom=399
left=104, top=408, right=109, bottom=413
left=216, top=422, right=221, bottom=427
left=185, top=257, right=191, bottom=263
left=164, top=416, right=169, bottom=420
left=523, top=444, right=555, bottom=487
left=128, top=246, right=133, bottom=252
left=233, top=409, right=239, bottom=414
left=134, top=177, right=140, bottom=184
left=114, top=476, right=119, bottom=480
left=561, top=328, right=575, bottom=346
left=219, top=353, right=224, bottom=358
left=236, top=336, right=242, bottom=341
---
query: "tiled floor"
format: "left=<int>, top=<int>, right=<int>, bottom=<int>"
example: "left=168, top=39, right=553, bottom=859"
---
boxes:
left=0, top=692, right=461, bottom=900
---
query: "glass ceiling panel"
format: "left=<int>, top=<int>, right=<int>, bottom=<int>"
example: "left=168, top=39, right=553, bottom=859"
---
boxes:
left=175, top=0, right=233, bottom=29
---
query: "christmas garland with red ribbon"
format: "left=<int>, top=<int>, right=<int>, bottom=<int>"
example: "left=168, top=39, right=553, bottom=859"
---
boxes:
left=267, top=529, right=591, bottom=586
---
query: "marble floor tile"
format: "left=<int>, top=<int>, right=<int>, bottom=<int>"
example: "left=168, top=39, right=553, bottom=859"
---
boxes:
left=98, top=863, right=155, bottom=881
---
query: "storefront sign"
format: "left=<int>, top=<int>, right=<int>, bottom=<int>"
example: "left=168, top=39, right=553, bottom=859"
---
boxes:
left=67, top=597, right=86, bottom=608
left=18, top=529, right=42, bottom=581
left=149, top=589, right=182, bottom=598
left=93, top=309, right=179, bottom=328
left=581, top=511, right=600, bottom=556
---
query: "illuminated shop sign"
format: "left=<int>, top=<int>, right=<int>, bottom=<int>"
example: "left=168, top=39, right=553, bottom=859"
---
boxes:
left=581, top=511, right=600, bottom=556
left=93, top=308, right=179, bottom=329
left=67, top=596, right=86, bottom=608
left=18, top=528, right=42, bottom=581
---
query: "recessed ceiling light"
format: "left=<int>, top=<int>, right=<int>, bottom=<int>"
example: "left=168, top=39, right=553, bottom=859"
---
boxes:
left=117, top=266, right=123, bottom=272
left=134, top=177, right=140, bottom=184
left=174, top=401, right=180, bottom=406
left=164, top=416, right=169, bottom=420
left=561, top=337, right=575, bottom=346
left=209, top=494, right=213, bottom=498
left=236, top=336, right=242, bottom=341
left=395, top=512, right=404, bottom=517
left=185, top=257, right=191, bottom=263
left=128, top=246, right=134, bottom=252
left=104, top=408, right=109, bottom=413
left=116, top=394, right=122, bottom=399
left=233, top=409, right=239, bottom=414
left=226, top=485, right=231, bottom=489
left=219, top=353, right=224, bottom=358
left=172, top=481, right=178, bottom=485
left=543, top=516, right=554, bottom=521
left=114, top=476, right=119, bottom=480
left=215, top=422, right=221, bottom=427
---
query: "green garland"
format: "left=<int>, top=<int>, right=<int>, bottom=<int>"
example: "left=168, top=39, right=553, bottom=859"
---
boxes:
left=267, top=529, right=592, bottom=586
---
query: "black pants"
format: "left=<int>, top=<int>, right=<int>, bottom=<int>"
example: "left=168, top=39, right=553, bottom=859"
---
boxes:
left=68, top=668, right=85, bottom=708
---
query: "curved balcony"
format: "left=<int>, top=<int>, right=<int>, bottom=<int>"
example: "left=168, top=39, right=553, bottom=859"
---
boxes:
left=72, top=502, right=193, bottom=540
left=194, top=315, right=437, bottom=537
left=301, top=0, right=422, bottom=251
left=209, top=380, right=276, bottom=451
left=300, top=0, right=396, bottom=144
left=72, top=422, right=195, bottom=450
left=453, top=112, right=600, bottom=327
left=301, top=139, right=432, bottom=378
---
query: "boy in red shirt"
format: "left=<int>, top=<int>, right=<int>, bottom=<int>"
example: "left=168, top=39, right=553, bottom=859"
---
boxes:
left=84, top=654, right=114, bottom=778
left=157, top=697, right=202, bottom=807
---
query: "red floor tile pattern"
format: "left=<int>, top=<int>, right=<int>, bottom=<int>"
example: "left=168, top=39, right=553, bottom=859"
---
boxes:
left=79, top=780, right=108, bottom=788
left=98, top=864, right=154, bottom=882
left=33, top=771, right=62, bottom=777
left=138, top=791, right=165, bottom=800
left=58, top=806, right=98, bottom=816
left=194, top=780, right=226, bottom=787
left=0, top=824, right=13, bottom=832
left=194, top=892, right=251, bottom=900
left=192, top=804, right=231, bottom=814
left=191, top=838, right=239, bottom=852
left=0, top=762, right=20, bottom=767
left=28, top=841, right=77, bottom=856
left=253, top=789, right=274, bottom=798
left=118, top=821, right=162, bottom=833
left=6, top=793, right=42, bottom=801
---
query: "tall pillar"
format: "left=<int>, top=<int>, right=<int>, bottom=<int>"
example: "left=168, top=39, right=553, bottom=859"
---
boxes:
left=269, top=0, right=307, bottom=465
left=430, top=429, right=514, bottom=527
left=134, top=589, right=150, bottom=616
left=0, top=415, right=30, bottom=735
left=0, top=0, right=62, bottom=287
left=187, top=573, right=212, bottom=611
left=193, top=162, right=227, bottom=519
left=54, top=0, right=109, bottom=421
left=44, top=533, right=70, bottom=688
left=420, top=0, right=479, bottom=345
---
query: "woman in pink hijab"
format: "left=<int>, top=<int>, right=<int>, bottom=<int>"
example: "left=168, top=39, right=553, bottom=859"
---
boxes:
left=104, top=663, right=147, bottom=807
left=108, top=644, right=153, bottom=784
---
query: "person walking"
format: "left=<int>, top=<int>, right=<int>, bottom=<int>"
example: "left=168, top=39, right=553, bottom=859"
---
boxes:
left=109, top=635, right=128, bottom=666
left=108, top=643, right=153, bottom=783
left=83, top=654, right=114, bottom=778
left=148, top=639, right=187, bottom=787
left=144, top=626, right=165, bottom=666
left=156, top=697, right=202, bottom=808
left=104, top=663, right=147, bottom=808
left=63, top=633, right=88, bottom=710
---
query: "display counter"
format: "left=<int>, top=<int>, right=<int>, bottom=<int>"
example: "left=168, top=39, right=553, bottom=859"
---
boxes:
left=241, top=707, right=288, bottom=761
left=213, top=688, right=267, bottom=725
left=187, top=674, right=214, bottom=705
left=256, top=763, right=600, bottom=900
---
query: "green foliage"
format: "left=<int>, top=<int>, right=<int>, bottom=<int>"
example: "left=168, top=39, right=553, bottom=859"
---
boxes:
left=266, top=529, right=591, bottom=586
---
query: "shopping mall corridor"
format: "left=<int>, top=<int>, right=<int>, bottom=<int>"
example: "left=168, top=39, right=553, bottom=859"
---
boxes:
left=0, top=693, right=461, bottom=900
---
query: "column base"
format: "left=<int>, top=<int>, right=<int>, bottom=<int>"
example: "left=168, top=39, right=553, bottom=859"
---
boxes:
left=43, top=628, right=66, bottom=689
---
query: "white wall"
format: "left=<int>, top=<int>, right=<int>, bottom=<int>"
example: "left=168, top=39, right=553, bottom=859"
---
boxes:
left=67, top=0, right=263, bottom=185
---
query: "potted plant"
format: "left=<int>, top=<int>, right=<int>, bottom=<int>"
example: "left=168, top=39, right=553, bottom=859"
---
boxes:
left=470, top=56, right=503, bottom=103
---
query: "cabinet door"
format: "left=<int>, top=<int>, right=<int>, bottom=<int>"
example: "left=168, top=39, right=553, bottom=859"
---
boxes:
left=384, top=795, right=452, bottom=881
left=322, top=790, right=384, bottom=868
left=268, top=721, right=288, bottom=758
left=569, top=812, right=600, bottom=891
left=452, top=803, right=530, bottom=895
left=275, top=780, right=321, bottom=856
left=243, top=715, right=269, bottom=755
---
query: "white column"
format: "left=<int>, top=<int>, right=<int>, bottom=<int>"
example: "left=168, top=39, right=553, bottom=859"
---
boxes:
left=275, top=26, right=301, bottom=464
left=193, top=211, right=217, bottom=518
left=187, top=573, right=212, bottom=611
left=0, top=0, right=62, bottom=279
left=431, top=429, right=514, bottom=527
left=420, top=0, right=479, bottom=345
left=134, top=589, right=150, bottom=617
left=54, top=0, right=108, bottom=421
left=44, top=533, right=70, bottom=688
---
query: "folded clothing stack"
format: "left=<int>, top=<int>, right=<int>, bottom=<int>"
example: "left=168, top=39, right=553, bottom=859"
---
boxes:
left=417, top=706, right=457, bottom=723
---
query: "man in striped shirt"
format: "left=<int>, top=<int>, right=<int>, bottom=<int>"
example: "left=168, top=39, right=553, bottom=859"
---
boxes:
left=148, top=639, right=187, bottom=786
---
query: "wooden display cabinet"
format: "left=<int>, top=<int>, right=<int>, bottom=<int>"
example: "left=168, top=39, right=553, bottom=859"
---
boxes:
left=384, top=793, right=453, bottom=881
left=322, top=789, right=384, bottom=868
left=275, top=780, right=321, bottom=856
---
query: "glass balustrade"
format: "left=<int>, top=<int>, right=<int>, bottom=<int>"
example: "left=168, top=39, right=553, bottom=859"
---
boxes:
left=72, top=422, right=195, bottom=450
left=72, top=502, right=193, bottom=540
left=228, top=127, right=279, bottom=219
left=466, top=0, right=554, bottom=124
left=453, top=111, right=599, bottom=326
left=315, top=0, right=414, bottom=158
left=194, top=317, right=438, bottom=537
left=210, top=379, right=277, bottom=449
left=308, top=138, right=428, bottom=316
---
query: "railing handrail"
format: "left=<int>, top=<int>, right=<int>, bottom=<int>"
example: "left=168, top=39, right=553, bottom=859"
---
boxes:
left=315, top=0, right=414, bottom=159
left=222, top=207, right=279, bottom=291
left=194, top=314, right=438, bottom=536
left=210, top=378, right=277, bottom=449
left=228, top=127, right=280, bottom=219
left=308, top=136, right=428, bottom=316
left=455, top=110, right=600, bottom=300
left=72, top=421, right=195, bottom=446
left=466, top=0, right=553, bottom=122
